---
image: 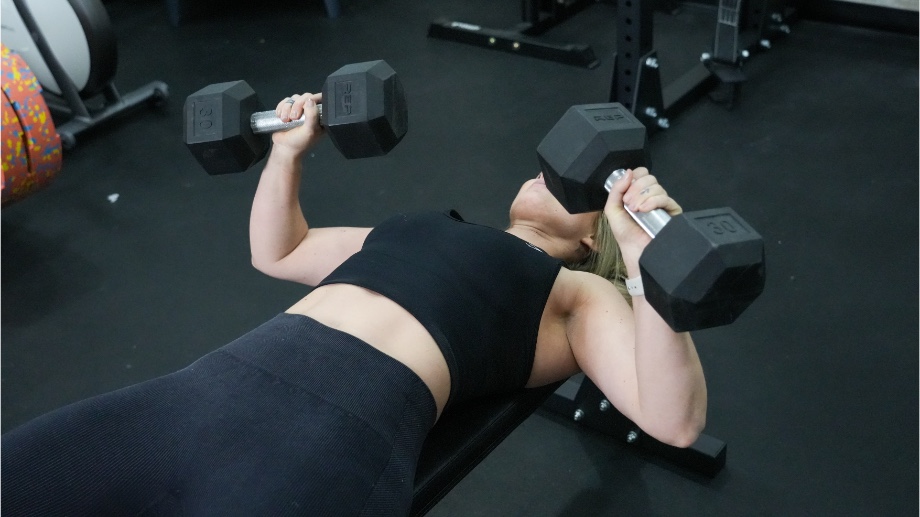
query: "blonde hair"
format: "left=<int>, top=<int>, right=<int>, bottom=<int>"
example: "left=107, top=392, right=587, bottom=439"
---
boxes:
left=567, top=214, right=632, bottom=306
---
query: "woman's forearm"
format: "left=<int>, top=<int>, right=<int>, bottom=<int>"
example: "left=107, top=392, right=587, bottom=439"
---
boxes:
left=631, top=294, right=708, bottom=447
left=249, top=146, right=309, bottom=271
left=598, top=167, right=708, bottom=447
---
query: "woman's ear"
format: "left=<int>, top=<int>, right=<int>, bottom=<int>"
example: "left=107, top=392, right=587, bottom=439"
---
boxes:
left=580, top=234, right=597, bottom=253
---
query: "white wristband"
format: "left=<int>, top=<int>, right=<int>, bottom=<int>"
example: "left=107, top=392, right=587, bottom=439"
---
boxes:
left=626, top=276, right=644, bottom=296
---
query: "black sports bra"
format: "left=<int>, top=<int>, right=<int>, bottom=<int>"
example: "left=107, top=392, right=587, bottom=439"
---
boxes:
left=318, top=211, right=563, bottom=407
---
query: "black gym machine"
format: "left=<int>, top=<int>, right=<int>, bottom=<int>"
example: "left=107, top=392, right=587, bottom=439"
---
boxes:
left=4, top=0, right=169, bottom=150
left=612, top=0, right=796, bottom=124
left=429, top=0, right=605, bottom=68
left=428, top=0, right=796, bottom=115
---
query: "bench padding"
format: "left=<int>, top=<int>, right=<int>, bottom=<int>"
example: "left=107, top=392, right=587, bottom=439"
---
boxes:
left=411, top=381, right=563, bottom=516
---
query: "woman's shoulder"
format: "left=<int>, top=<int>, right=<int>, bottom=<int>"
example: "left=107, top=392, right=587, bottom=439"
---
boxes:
left=552, top=268, right=629, bottom=313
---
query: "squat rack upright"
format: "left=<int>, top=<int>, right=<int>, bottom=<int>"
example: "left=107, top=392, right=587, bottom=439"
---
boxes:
left=612, top=0, right=795, bottom=130
left=428, top=0, right=796, bottom=125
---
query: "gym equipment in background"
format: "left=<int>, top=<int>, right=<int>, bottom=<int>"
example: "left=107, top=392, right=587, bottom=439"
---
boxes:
left=611, top=0, right=795, bottom=132
left=1, top=0, right=169, bottom=150
left=700, top=0, right=795, bottom=108
left=538, top=103, right=766, bottom=332
left=1, top=44, right=62, bottom=206
left=428, top=0, right=795, bottom=123
left=184, top=60, right=408, bottom=175
left=428, top=0, right=604, bottom=68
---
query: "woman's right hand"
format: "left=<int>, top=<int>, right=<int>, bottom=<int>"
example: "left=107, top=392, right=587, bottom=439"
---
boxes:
left=271, top=92, right=324, bottom=155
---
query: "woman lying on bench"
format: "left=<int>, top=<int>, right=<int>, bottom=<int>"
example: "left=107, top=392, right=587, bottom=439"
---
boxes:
left=2, top=92, right=707, bottom=516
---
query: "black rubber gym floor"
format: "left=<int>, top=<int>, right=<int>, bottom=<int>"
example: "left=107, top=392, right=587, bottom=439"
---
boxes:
left=2, top=0, right=917, bottom=514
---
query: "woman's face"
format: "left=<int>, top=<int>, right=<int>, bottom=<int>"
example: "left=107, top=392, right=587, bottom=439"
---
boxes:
left=509, top=172, right=599, bottom=250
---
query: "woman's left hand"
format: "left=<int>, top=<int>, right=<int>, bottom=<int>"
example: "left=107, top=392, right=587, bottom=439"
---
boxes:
left=603, top=167, right=682, bottom=262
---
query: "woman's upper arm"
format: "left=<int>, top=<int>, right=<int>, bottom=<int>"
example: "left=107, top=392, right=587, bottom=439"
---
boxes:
left=566, top=275, right=642, bottom=424
left=258, top=226, right=372, bottom=286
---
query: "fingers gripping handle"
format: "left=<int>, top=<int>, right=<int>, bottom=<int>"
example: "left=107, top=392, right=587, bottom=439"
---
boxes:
left=250, top=104, right=325, bottom=134
left=604, top=169, right=672, bottom=238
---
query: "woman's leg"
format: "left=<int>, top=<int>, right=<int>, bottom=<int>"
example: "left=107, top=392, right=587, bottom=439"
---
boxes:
left=2, top=313, right=437, bottom=516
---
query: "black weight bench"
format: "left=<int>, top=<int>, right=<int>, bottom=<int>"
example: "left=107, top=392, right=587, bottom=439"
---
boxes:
left=411, top=374, right=727, bottom=515
left=411, top=382, right=563, bottom=516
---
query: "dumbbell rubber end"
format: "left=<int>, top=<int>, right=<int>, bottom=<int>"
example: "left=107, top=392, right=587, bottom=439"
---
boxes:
left=322, top=60, right=408, bottom=159
left=538, top=103, right=649, bottom=214
left=639, top=208, right=766, bottom=332
left=184, top=80, right=269, bottom=175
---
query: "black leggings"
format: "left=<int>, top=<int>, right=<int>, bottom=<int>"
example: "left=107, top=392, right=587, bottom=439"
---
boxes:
left=2, top=314, right=437, bottom=516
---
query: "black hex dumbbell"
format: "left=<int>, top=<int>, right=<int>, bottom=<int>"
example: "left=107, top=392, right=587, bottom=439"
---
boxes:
left=184, top=60, right=408, bottom=175
left=537, top=103, right=766, bottom=332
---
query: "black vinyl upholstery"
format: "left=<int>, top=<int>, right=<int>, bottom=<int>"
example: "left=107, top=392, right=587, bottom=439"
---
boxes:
left=410, top=381, right=563, bottom=516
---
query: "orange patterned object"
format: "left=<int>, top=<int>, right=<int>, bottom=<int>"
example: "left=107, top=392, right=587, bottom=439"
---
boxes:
left=2, top=89, right=28, bottom=188
left=1, top=43, right=62, bottom=206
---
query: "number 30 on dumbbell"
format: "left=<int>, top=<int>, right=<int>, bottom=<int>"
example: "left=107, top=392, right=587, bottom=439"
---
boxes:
left=538, top=103, right=766, bottom=332
left=183, top=60, right=408, bottom=175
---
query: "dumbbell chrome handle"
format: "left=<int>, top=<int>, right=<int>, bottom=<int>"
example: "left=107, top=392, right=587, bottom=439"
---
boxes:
left=250, top=104, right=325, bottom=134
left=604, top=169, right=672, bottom=238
